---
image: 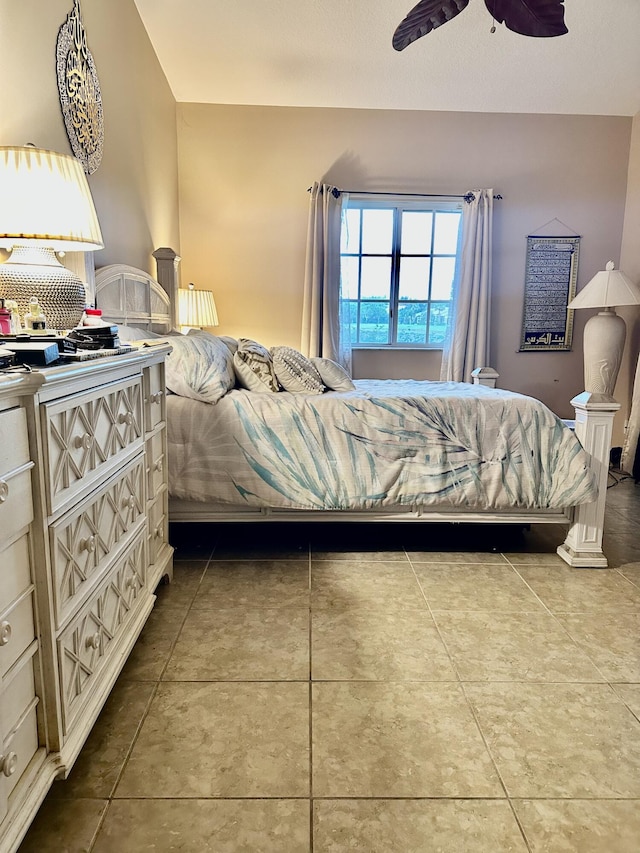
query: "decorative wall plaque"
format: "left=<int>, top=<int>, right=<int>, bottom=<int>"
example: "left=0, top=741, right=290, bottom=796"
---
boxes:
left=56, top=0, right=103, bottom=174
left=519, top=236, right=580, bottom=352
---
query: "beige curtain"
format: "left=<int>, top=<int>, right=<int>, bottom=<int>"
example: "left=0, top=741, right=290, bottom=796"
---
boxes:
left=440, top=189, right=494, bottom=382
left=622, top=353, right=640, bottom=478
left=301, top=182, right=350, bottom=369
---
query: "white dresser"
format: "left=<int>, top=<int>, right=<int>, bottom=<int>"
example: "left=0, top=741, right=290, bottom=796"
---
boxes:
left=0, top=346, right=173, bottom=852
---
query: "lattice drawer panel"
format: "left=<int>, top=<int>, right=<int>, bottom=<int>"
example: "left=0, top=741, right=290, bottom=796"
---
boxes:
left=43, top=376, right=143, bottom=516
left=146, top=430, right=166, bottom=499
left=50, top=456, right=146, bottom=629
left=147, top=491, right=168, bottom=568
left=57, top=531, right=147, bottom=734
left=143, top=361, right=166, bottom=433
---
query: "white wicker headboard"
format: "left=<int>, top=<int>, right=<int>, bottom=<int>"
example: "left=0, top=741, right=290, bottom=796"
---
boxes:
left=95, top=249, right=181, bottom=334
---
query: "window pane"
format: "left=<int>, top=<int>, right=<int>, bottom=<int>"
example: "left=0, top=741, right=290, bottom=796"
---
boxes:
left=397, top=302, right=427, bottom=344
left=361, top=209, right=393, bottom=254
left=433, top=212, right=461, bottom=254
left=399, top=257, right=429, bottom=301
left=341, top=256, right=360, bottom=300
left=429, top=302, right=450, bottom=344
left=359, top=301, right=390, bottom=343
left=345, top=300, right=358, bottom=342
left=401, top=211, right=433, bottom=254
left=361, top=257, right=391, bottom=300
left=431, top=257, right=456, bottom=300
left=341, top=208, right=361, bottom=254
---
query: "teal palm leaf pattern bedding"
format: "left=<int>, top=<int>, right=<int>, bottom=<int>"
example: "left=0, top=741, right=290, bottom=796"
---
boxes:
left=166, top=380, right=598, bottom=510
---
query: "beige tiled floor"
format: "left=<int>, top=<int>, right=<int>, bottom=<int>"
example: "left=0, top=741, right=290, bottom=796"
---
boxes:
left=19, top=479, right=640, bottom=852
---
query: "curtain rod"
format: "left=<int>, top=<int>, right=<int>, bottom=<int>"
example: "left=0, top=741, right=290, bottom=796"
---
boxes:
left=307, top=187, right=503, bottom=202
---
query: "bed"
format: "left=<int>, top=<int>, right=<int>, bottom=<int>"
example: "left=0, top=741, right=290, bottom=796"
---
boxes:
left=95, top=255, right=619, bottom=568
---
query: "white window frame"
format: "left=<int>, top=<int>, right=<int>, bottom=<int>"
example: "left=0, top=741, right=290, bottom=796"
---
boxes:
left=341, top=195, right=463, bottom=350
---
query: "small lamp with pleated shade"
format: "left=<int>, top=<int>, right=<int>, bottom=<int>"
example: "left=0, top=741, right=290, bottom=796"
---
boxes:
left=568, top=261, right=640, bottom=396
left=178, top=282, right=219, bottom=332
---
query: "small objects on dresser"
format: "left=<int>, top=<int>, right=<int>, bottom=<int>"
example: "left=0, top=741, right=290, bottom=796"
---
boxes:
left=0, top=299, right=11, bottom=335
left=23, top=296, right=48, bottom=333
left=6, top=300, right=22, bottom=333
left=83, top=307, right=104, bottom=326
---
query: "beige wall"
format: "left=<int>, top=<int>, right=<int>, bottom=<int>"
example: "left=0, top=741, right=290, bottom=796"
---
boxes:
left=0, top=0, right=179, bottom=274
left=177, top=104, right=631, bottom=420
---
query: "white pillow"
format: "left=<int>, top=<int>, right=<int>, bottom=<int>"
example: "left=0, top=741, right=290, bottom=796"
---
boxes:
left=233, top=338, right=281, bottom=392
left=219, top=336, right=239, bottom=355
left=160, top=332, right=235, bottom=404
left=116, top=324, right=163, bottom=342
left=310, top=357, right=356, bottom=391
left=271, top=346, right=325, bottom=394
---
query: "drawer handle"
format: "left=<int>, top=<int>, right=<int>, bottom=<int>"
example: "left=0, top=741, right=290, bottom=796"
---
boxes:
left=118, top=412, right=134, bottom=426
left=85, top=632, right=101, bottom=650
left=149, top=391, right=164, bottom=404
left=0, top=752, right=17, bottom=778
left=125, top=576, right=138, bottom=591
left=124, top=495, right=136, bottom=510
left=81, top=536, right=97, bottom=553
left=74, top=433, right=93, bottom=451
left=0, top=621, right=12, bottom=646
left=0, top=480, right=8, bottom=503
left=154, top=524, right=163, bottom=540
left=154, top=459, right=163, bottom=473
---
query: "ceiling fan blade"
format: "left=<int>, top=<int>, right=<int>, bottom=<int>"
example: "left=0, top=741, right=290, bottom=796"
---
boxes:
left=484, top=0, right=568, bottom=37
left=393, top=0, right=470, bottom=51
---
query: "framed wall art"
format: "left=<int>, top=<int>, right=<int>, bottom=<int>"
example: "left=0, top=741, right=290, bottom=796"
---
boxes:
left=56, top=0, right=103, bottom=174
left=519, top=235, right=580, bottom=352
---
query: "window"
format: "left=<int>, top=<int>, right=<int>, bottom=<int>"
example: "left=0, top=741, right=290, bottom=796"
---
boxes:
left=340, top=198, right=463, bottom=348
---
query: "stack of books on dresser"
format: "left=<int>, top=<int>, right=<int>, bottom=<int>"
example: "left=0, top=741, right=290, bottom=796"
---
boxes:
left=0, top=325, right=134, bottom=366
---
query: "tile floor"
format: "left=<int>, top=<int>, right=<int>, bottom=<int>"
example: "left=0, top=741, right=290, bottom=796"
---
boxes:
left=18, top=478, right=640, bottom=852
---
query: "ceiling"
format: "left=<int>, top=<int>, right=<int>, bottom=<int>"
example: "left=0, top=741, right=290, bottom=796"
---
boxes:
left=133, top=1, right=640, bottom=116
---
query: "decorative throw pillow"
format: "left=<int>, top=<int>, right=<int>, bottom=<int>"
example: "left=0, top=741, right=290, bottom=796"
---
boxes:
left=218, top=335, right=239, bottom=355
left=310, top=357, right=356, bottom=391
left=160, top=331, right=235, bottom=404
left=188, top=328, right=238, bottom=355
left=271, top=346, right=325, bottom=394
left=233, top=338, right=281, bottom=392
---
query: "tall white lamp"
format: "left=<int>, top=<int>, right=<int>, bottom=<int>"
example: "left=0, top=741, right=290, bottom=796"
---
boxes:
left=568, top=261, right=640, bottom=396
left=178, top=282, right=219, bottom=332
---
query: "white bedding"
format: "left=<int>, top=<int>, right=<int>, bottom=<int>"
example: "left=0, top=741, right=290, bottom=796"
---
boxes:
left=166, top=379, right=598, bottom=512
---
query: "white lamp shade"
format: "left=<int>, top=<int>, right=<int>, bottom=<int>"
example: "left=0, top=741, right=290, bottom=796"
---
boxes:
left=568, top=261, right=640, bottom=309
left=0, top=146, right=103, bottom=251
left=178, top=284, right=219, bottom=327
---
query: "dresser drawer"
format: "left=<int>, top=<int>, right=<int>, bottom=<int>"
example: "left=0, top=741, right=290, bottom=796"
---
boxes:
left=0, top=465, right=34, bottom=547
left=0, top=407, right=30, bottom=474
left=42, top=376, right=144, bottom=516
left=0, top=591, right=36, bottom=679
left=50, top=456, right=146, bottom=629
left=0, top=535, right=32, bottom=614
left=0, top=650, right=37, bottom=743
left=1, top=696, right=39, bottom=801
left=147, top=494, right=168, bottom=567
left=146, top=430, right=166, bottom=498
left=57, top=531, right=147, bottom=734
left=144, top=362, right=166, bottom=432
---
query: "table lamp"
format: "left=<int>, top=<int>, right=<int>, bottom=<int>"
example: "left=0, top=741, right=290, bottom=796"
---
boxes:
left=0, top=145, right=103, bottom=330
left=568, top=261, right=640, bottom=396
left=178, top=282, right=219, bottom=332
